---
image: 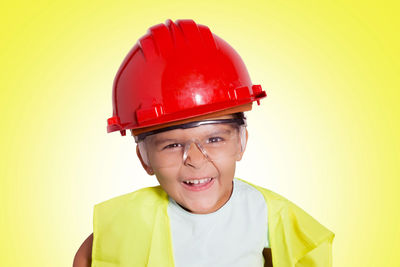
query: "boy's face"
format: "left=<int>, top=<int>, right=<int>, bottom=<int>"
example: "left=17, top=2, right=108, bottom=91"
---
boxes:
left=136, top=115, right=247, bottom=214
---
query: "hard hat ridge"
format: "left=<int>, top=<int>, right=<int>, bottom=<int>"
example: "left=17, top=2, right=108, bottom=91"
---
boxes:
left=138, top=19, right=216, bottom=61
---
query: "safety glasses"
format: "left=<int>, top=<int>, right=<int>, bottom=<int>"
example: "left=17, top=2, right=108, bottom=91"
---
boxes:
left=137, top=118, right=247, bottom=169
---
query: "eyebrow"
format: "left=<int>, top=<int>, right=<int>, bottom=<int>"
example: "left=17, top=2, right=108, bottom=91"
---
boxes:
left=205, top=128, right=233, bottom=137
left=152, top=138, right=179, bottom=147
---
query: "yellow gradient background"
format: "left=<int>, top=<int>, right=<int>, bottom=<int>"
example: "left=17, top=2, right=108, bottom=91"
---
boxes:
left=1, top=1, right=399, bottom=266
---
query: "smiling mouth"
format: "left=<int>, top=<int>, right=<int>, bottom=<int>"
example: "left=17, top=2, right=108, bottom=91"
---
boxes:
left=182, top=177, right=215, bottom=191
left=183, top=177, right=212, bottom=185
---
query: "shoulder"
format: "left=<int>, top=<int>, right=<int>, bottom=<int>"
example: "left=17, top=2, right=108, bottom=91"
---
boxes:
left=91, top=186, right=172, bottom=265
left=95, top=185, right=167, bottom=205
left=234, top=178, right=268, bottom=210
left=93, top=186, right=168, bottom=218
left=235, top=177, right=332, bottom=229
left=235, top=177, right=291, bottom=205
left=236, top=178, right=335, bottom=248
left=235, top=178, right=295, bottom=224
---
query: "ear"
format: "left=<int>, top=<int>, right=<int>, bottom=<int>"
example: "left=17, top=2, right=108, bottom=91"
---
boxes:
left=236, top=128, right=248, bottom=161
left=136, top=145, right=154, bottom=175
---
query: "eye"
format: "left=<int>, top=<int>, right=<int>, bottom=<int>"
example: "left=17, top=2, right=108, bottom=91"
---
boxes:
left=163, top=143, right=183, bottom=150
left=207, top=137, right=223, bottom=143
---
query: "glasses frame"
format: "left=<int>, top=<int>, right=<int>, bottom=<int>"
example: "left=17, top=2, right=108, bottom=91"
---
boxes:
left=135, top=116, right=247, bottom=168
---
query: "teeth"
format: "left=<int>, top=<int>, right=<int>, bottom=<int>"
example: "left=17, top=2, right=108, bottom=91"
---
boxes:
left=183, top=178, right=212, bottom=185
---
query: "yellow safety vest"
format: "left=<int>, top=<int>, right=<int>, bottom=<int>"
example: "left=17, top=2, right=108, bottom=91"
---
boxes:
left=91, top=178, right=335, bottom=267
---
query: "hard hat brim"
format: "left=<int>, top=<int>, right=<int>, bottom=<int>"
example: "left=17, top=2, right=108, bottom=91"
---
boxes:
left=130, top=103, right=252, bottom=136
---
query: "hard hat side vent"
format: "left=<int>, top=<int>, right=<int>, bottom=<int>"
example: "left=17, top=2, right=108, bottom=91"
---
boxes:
left=149, top=23, right=174, bottom=58
left=136, top=103, right=165, bottom=125
left=165, top=19, right=187, bottom=50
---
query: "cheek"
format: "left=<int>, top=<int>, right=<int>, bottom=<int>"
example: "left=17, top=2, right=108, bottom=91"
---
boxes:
left=147, top=152, right=160, bottom=169
left=213, top=158, right=237, bottom=178
left=153, top=167, right=180, bottom=187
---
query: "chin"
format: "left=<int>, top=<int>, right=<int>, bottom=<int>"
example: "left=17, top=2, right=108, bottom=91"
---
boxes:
left=186, top=200, right=218, bottom=214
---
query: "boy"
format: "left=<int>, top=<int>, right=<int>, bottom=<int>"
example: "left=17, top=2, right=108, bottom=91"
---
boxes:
left=73, top=19, right=334, bottom=267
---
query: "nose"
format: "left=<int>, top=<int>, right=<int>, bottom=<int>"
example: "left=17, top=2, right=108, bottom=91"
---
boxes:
left=183, top=142, right=209, bottom=168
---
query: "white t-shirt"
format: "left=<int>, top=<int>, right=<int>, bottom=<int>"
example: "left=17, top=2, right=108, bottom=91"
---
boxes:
left=167, top=178, right=270, bottom=267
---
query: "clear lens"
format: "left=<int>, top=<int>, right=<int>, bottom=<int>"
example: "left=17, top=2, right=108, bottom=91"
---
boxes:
left=139, top=123, right=244, bottom=168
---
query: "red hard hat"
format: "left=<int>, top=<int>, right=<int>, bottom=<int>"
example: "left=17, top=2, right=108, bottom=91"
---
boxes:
left=107, top=19, right=266, bottom=136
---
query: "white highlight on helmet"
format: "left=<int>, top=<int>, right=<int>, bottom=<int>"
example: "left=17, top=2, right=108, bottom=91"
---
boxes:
left=194, top=93, right=204, bottom=105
